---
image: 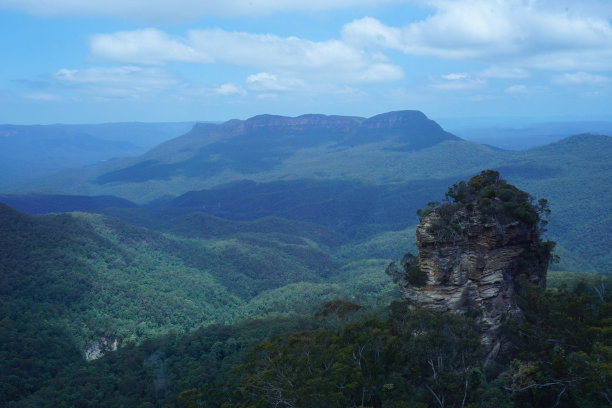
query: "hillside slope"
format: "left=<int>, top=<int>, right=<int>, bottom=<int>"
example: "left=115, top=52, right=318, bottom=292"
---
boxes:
left=499, top=134, right=612, bottom=272
left=0, top=202, right=398, bottom=403
left=0, top=122, right=193, bottom=188
left=25, top=110, right=470, bottom=201
left=5, top=111, right=611, bottom=273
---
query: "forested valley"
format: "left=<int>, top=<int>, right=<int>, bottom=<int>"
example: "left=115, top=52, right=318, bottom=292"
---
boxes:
left=1, top=113, right=611, bottom=407
left=2, top=174, right=611, bottom=407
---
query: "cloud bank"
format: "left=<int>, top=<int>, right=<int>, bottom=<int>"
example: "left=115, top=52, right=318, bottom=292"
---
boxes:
left=51, top=66, right=180, bottom=99
left=342, top=0, right=612, bottom=70
left=90, top=28, right=404, bottom=85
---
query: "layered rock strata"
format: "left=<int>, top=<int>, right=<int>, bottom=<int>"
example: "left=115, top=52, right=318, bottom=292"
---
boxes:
left=393, top=172, right=550, bottom=360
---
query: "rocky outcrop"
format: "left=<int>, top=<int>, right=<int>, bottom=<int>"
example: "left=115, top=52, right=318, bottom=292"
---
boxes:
left=85, top=337, right=121, bottom=360
left=389, top=170, right=552, bottom=360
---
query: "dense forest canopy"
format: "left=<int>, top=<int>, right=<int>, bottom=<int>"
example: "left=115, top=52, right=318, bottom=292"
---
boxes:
left=1, top=170, right=610, bottom=407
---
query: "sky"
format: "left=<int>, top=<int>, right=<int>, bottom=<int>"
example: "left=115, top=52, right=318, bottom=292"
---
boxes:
left=1, top=0, right=612, bottom=125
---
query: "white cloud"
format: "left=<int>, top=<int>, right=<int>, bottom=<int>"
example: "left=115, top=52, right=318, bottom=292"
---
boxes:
left=480, top=66, right=530, bottom=79
left=90, top=29, right=207, bottom=65
left=442, top=73, right=469, bottom=80
left=90, top=28, right=404, bottom=84
left=0, top=0, right=404, bottom=22
left=504, top=84, right=548, bottom=95
left=504, top=84, right=528, bottom=94
left=24, top=92, right=62, bottom=101
left=430, top=73, right=486, bottom=91
left=52, top=66, right=179, bottom=99
left=341, top=1, right=612, bottom=70
left=215, top=83, right=246, bottom=96
left=246, top=73, right=304, bottom=92
left=552, top=72, right=610, bottom=86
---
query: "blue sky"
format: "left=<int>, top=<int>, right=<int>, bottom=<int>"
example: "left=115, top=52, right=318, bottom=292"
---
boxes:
left=1, top=0, right=612, bottom=125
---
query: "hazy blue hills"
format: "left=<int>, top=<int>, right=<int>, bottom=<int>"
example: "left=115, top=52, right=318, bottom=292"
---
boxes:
left=20, top=110, right=499, bottom=203
left=448, top=119, right=612, bottom=150
left=2, top=110, right=611, bottom=273
left=94, top=114, right=369, bottom=185
left=157, top=132, right=612, bottom=273
left=94, top=110, right=458, bottom=185
left=0, top=193, right=137, bottom=215
left=346, top=110, right=459, bottom=148
left=164, top=178, right=452, bottom=238
left=0, top=122, right=193, bottom=188
left=502, top=134, right=612, bottom=273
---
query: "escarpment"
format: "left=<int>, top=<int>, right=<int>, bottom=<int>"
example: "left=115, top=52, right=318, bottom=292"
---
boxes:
left=387, top=170, right=554, bottom=359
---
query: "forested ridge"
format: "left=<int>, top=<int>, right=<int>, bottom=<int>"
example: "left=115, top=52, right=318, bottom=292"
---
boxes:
left=0, top=202, right=396, bottom=405
left=12, top=114, right=611, bottom=275
left=8, top=287, right=611, bottom=407
left=1, top=169, right=611, bottom=407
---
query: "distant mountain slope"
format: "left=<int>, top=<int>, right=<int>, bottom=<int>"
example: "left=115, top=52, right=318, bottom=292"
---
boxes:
left=26, top=110, right=490, bottom=202
left=5, top=110, right=611, bottom=273
left=451, top=120, right=612, bottom=150
left=165, top=178, right=453, bottom=238
left=93, top=110, right=459, bottom=186
left=498, top=134, right=612, bottom=273
left=0, top=122, right=193, bottom=188
left=102, top=208, right=345, bottom=248
left=347, top=110, right=458, bottom=148
left=151, top=133, right=612, bottom=273
left=0, top=193, right=137, bottom=214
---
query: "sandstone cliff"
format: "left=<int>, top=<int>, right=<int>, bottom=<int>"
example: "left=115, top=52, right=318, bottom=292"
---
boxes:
left=387, top=170, right=554, bottom=359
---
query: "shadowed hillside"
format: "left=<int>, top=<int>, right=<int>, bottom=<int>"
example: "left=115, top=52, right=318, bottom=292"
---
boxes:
left=4, top=113, right=611, bottom=273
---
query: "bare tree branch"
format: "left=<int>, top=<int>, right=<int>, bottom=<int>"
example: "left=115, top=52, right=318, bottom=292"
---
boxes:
left=424, top=383, right=445, bottom=408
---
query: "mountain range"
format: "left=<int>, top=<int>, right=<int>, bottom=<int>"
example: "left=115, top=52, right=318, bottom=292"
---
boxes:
left=0, top=122, right=193, bottom=188
left=1, top=111, right=610, bottom=406
left=4, top=110, right=610, bottom=273
left=449, top=119, right=612, bottom=150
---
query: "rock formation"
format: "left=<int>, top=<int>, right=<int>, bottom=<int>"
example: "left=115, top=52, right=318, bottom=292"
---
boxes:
left=387, top=170, right=554, bottom=359
left=85, top=337, right=122, bottom=360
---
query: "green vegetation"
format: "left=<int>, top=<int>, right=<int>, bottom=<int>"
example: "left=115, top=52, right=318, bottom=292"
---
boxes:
left=428, top=169, right=551, bottom=234
left=2, top=164, right=611, bottom=406
left=386, top=253, right=428, bottom=287
left=500, top=280, right=612, bottom=406
left=0, top=203, right=362, bottom=345
left=11, top=112, right=609, bottom=275
left=13, top=283, right=611, bottom=407
left=547, top=270, right=612, bottom=291
left=12, top=315, right=324, bottom=408
left=0, top=203, right=241, bottom=404
left=231, top=303, right=483, bottom=408
left=0, top=203, right=399, bottom=406
left=502, top=135, right=612, bottom=273
left=103, top=137, right=610, bottom=274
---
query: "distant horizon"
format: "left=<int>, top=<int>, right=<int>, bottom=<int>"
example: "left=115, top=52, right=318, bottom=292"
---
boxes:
left=3, top=109, right=611, bottom=154
left=2, top=111, right=612, bottom=132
